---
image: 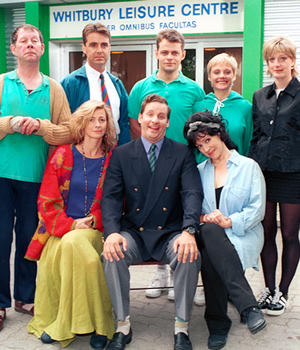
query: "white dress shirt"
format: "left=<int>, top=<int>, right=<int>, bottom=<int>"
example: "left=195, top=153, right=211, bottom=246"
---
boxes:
left=85, top=62, right=121, bottom=136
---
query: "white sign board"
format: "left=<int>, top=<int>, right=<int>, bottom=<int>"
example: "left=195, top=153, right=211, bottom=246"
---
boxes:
left=50, top=0, right=244, bottom=39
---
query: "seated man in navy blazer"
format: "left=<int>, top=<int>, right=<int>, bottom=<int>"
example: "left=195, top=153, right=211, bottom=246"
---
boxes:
left=100, top=94, right=203, bottom=350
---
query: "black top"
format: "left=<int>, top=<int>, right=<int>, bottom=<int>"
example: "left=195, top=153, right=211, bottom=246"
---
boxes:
left=249, top=77, right=300, bottom=172
left=215, top=187, right=223, bottom=209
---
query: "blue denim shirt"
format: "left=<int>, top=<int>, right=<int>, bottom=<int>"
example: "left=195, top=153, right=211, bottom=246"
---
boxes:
left=198, top=150, right=266, bottom=270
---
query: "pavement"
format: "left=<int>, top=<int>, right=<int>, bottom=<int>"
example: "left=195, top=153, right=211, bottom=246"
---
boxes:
left=0, top=233, right=299, bottom=350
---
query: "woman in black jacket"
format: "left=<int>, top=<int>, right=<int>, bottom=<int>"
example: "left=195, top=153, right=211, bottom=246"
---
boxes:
left=249, top=36, right=300, bottom=316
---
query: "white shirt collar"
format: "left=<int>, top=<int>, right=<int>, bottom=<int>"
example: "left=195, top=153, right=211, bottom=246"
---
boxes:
left=85, top=61, right=107, bottom=79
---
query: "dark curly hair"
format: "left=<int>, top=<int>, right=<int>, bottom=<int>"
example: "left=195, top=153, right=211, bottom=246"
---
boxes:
left=183, top=110, right=238, bottom=152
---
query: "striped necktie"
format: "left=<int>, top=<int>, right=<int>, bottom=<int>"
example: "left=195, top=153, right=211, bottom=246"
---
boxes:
left=100, top=74, right=111, bottom=108
left=149, top=144, right=157, bottom=172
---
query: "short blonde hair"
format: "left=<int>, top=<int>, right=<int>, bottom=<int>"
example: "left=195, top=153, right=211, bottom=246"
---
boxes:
left=70, top=100, right=116, bottom=154
left=263, top=36, right=299, bottom=78
left=207, top=53, right=238, bottom=76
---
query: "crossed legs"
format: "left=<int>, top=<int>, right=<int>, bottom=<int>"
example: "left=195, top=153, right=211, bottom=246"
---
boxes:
left=199, top=223, right=258, bottom=335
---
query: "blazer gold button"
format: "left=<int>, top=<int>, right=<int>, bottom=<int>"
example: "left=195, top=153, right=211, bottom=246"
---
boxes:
left=136, top=208, right=140, bottom=212
left=134, top=188, right=138, bottom=192
left=158, top=226, right=162, bottom=230
left=165, top=186, right=169, bottom=190
left=139, top=227, right=144, bottom=231
left=163, top=207, right=167, bottom=211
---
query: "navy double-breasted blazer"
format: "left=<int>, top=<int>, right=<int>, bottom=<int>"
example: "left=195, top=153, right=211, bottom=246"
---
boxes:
left=101, top=137, right=203, bottom=261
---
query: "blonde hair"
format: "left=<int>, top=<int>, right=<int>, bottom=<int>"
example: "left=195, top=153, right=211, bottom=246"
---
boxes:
left=70, top=100, right=116, bottom=154
left=207, top=53, right=238, bottom=76
left=263, top=36, right=299, bottom=78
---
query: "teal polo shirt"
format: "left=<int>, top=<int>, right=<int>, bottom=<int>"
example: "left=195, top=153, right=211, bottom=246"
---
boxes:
left=128, top=70, right=205, bottom=144
left=0, top=70, right=51, bottom=183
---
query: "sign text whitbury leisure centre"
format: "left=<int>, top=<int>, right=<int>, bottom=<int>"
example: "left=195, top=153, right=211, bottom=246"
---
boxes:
left=50, top=0, right=244, bottom=39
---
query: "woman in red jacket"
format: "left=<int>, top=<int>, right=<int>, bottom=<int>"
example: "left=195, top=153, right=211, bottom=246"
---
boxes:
left=25, top=100, right=116, bottom=349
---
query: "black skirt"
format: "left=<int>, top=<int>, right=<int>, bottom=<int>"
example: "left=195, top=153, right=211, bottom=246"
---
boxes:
left=264, top=171, right=300, bottom=204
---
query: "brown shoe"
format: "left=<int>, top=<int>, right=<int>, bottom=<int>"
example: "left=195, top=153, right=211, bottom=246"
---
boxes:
left=15, top=301, right=34, bottom=316
left=0, top=308, right=6, bottom=331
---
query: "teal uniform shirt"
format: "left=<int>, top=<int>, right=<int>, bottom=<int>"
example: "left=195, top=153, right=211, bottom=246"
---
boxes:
left=128, top=70, right=205, bottom=145
left=0, top=71, right=51, bottom=183
left=193, top=91, right=253, bottom=163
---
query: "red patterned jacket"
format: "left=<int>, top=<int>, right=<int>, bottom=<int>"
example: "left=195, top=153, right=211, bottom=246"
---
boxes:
left=25, top=144, right=112, bottom=261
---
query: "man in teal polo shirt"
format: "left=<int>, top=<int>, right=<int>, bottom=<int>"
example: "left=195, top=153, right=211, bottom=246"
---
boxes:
left=128, top=29, right=205, bottom=144
left=0, top=24, right=71, bottom=331
left=128, top=29, right=205, bottom=301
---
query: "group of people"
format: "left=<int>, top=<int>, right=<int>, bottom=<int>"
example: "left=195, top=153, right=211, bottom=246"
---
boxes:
left=0, top=20, right=299, bottom=350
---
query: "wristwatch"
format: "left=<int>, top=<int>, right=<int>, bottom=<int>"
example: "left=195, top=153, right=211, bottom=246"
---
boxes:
left=184, top=226, right=196, bottom=235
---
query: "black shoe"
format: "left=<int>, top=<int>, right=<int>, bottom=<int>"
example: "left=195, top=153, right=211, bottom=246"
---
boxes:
left=241, top=306, right=267, bottom=334
left=90, top=333, right=108, bottom=350
left=174, top=332, right=192, bottom=350
left=41, top=331, right=55, bottom=344
left=208, top=334, right=227, bottom=350
left=106, top=328, right=132, bottom=350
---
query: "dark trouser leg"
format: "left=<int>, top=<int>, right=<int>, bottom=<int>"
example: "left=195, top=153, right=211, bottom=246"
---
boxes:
left=14, top=180, right=39, bottom=304
left=103, top=231, right=143, bottom=321
left=199, top=224, right=257, bottom=334
left=0, top=178, right=15, bottom=307
left=201, top=247, right=231, bottom=335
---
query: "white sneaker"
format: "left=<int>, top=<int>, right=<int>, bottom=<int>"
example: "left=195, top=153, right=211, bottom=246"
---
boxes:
left=145, top=267, right=168, bottom=298
left=194, top=288, right=205, bottom=306
left=257, top=287, right=272, bottom=311
left=266, top=287, right=288, bottom=316
left=168, top=270, right=174, bottom=301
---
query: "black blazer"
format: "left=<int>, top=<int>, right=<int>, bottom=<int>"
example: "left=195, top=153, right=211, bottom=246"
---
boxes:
left=249, top=77, right=300, bottom=172
left=101, top=137, right=203, bottom=261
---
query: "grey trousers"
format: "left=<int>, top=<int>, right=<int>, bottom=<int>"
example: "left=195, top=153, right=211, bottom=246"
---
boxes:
left=103, top=231, right=201, bottom=321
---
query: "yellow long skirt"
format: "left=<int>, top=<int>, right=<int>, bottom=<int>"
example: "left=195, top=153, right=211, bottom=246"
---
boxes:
left=28, top=229, right=115, bottom=347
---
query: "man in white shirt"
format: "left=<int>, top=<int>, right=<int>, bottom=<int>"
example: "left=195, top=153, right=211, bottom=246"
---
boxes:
left=61, top=23, right=130, bottom=145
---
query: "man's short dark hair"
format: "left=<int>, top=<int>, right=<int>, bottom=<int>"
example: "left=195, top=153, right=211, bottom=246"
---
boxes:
left=140, top=94, right=171, bottom=120
left=11, top=24, right=44, bottom=45
left=82, top=23, right=111, bottom=45
left=156, top=29, right=185, bottom=50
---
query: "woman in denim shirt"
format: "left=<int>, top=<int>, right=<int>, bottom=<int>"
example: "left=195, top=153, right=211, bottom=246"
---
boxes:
left=184, top=111, right=266, bottom=350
